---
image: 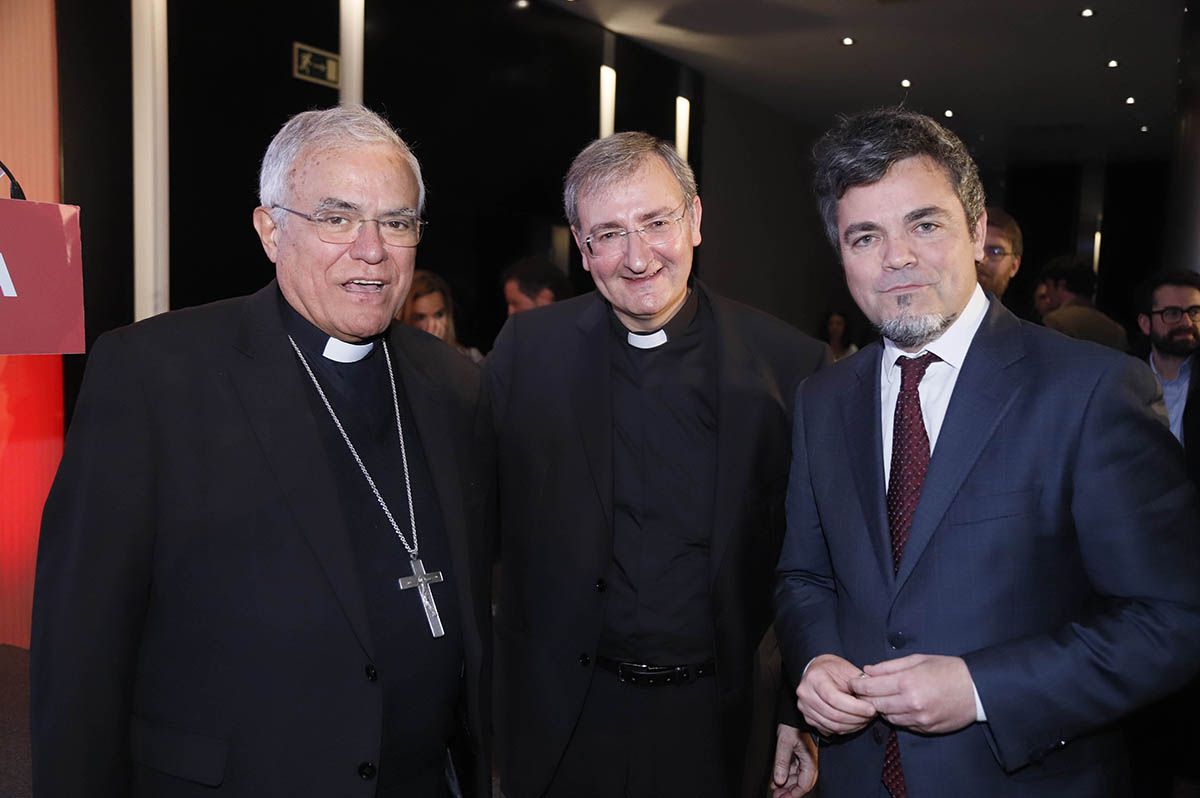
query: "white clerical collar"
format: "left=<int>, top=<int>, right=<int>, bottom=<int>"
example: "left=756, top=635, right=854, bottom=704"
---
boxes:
left=322, top=336, right=375, bottom=363
left=627, top=329, right=669, bottom=349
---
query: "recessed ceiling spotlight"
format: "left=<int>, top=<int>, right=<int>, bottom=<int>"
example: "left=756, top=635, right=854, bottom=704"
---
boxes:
left=900, top=79, right=911, bottom=88
left=1107, top=59, right=1119, bottom=68
left=1081, top=8, right=1094, bottom=17
left=515, top=0, right=529, bottom=7
left=944, top=109, right=954, bottom=118
left=842, top=37, right=855, bottom=46
left=1126, top=96, right=1136, bottom=104
left=1140, top=125, right=1150, bottom=133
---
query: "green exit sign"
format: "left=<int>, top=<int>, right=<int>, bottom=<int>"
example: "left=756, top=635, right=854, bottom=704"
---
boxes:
left=293, top=43, right=339, bottom=89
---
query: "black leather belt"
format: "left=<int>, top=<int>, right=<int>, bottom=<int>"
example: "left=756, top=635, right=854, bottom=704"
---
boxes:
left=596, top=656, right=716, bottom=686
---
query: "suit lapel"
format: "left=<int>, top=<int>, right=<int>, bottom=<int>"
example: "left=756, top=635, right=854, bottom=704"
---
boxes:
left=570, top=296, right=614, bottom=526
left=389, top=329, right=481, bottom=655
left=842, top=343, right=894, bottom=586
left=892, top=302, right=1027, bottom=594
left=227, top=283, right=375, bottom=658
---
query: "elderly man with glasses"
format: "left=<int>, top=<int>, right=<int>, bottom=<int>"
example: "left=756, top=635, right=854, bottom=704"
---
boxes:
left=32, top=106, right=493, bottom=798
left=484, top=131, right=827, bottom=798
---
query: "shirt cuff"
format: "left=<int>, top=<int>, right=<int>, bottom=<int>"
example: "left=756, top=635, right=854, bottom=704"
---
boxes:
left=972, top=678, right=987, bottom=722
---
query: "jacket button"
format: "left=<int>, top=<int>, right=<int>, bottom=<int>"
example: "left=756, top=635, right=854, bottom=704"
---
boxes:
left=887, top=631, right=906, bottom=650
left=365, top=664, right=378, bottom=682
left=358, top=762, right=376, bottom=780
left=579, top=653, right=591, bottom=666
left=595, top=578, right=607, bottom=592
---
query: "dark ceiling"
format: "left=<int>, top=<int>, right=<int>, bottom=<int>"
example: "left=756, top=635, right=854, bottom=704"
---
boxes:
left=552, top=0, right=1187, bottom=163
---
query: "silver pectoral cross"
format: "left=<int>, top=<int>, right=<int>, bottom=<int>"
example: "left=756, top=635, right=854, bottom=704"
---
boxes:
left=398, top=557, right=445, bottom=638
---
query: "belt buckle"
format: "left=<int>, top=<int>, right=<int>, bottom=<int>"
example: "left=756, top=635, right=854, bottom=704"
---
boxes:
left=616, top=662, right=693, bottom=686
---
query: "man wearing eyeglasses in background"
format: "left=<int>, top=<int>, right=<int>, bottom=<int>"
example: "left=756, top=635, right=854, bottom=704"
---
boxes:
left=32, top=106, right=493, bottom=797
left=974, top=206, right=1022, bottom=300
left=1137, top=270, right=1200, bottom=480
left=484, top=131, right=827, bottom=798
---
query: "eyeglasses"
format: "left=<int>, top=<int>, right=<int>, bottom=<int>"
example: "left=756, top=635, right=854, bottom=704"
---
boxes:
left=273, top=205, right=425, bottom=247
left=982, top=245, right=1014, bottom=259
left=583, top=204, right=688, bottom=257
left=1150, top=305, right=1200, bottom=324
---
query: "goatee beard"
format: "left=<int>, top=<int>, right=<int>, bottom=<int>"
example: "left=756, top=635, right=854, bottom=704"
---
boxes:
left=878, top=313, right=956, bottom=350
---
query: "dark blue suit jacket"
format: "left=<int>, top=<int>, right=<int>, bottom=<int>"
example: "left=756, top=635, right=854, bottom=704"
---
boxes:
left=775, top=298, right=1200, bottom=797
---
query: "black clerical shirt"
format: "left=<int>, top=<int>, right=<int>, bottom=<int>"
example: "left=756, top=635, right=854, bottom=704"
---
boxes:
left=598, top=290, right=719, bottom=664
left=280, top=297, right=462, bottom=797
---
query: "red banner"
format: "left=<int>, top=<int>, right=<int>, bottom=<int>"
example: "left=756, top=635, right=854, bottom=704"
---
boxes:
left=0, top=197, right=85, bottom=354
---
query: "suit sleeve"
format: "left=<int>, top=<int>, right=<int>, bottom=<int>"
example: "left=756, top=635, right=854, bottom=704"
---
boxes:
left=774, top=382, right=846, bottom=694
left=964, top=355, right=1200, bottom=771
left=30, top=331, right=157, bottom=796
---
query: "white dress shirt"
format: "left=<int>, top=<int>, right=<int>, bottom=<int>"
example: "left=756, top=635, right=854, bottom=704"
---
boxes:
left=879, top=283, right=991, bottom=722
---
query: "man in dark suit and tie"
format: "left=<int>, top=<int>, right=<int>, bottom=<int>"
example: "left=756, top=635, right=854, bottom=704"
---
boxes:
left=31, top=106, right=492, bottom=797
left=773, top=108, right=1200, bottom=797
left=486, top=132, right=826, bottom=798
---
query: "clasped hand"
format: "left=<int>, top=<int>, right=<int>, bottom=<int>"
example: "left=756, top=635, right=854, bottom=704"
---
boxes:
left=796, top=653, right=977, bottom=737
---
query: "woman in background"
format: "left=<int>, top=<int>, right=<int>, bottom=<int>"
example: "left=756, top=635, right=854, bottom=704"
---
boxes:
left=822, top=310, right=858, bottom=362
left=399, top=270, right=484, bottom=363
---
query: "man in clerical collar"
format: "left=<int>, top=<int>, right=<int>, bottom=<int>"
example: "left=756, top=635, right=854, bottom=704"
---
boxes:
left=32, top=106, right=492, bottom=798
left=485, top=131, right=827, bottom=798
left=774, top=107, right=1200, bottom=798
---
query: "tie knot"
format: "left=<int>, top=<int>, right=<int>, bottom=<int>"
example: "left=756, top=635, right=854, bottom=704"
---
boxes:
left=896, top=352, right=940, bottom=389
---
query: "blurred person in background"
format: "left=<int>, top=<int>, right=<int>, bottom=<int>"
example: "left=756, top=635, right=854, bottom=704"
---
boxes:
left=400, top=269, right=484, bottom=363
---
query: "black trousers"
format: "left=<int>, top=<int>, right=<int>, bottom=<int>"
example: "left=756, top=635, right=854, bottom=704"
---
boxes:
left=543, top=665, right=726, bottom=798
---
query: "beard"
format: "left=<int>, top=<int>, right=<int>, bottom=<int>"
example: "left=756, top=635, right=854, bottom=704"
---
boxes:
left=878, top=312, right=956, bottom=350
left=1151, top=328, right=1200, bottom=358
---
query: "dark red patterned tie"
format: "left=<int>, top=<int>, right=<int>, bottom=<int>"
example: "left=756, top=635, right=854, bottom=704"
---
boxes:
left=882, top=351, right=939, bottom=798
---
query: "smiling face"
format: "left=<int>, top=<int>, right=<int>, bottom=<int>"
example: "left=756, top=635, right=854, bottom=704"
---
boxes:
left=1139, top=284, right=1200, bottom=358
left=836, top=155, right=985, bottom=351
left=572, top=156, right=702, bottom=332
left=253, top=143, right=420, bottom=342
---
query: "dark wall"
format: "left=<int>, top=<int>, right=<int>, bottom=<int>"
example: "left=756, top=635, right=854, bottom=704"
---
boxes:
left=56, top=0, right=133, bottom=420
left=155, top=0, right=703, bottom=352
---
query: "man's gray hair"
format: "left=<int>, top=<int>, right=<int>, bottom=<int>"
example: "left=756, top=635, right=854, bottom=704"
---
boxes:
left=563, top=132, right=696, bottom=229
left=812, top=107, right=985, bottom=252
left=259, top=105, right=425, bottom=215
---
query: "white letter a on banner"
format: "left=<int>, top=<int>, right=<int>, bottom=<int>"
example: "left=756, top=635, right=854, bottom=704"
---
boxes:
left=0, top=252, right=16, bottom=297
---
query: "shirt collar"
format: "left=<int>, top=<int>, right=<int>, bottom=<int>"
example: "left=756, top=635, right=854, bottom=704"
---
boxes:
left=614, top=288, right=700, bottom=350
left=278, top=290, right=377, bottom=363
left=882, top=283, right=990, bottom=385
left=1150, top=351, right=1194, bottom=384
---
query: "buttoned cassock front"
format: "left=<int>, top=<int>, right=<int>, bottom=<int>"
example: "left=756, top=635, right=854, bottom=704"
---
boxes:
left=31, top=282, right=493, bottom=797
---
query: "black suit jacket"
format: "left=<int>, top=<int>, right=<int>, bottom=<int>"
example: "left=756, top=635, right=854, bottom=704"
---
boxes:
left=776, top=299, right=1200, bottom=796
left=1185, top=351, right=1200, bottom=485
left=31, top=282, right=492, bottom=797
left=485, top=285, right=827, bottom=797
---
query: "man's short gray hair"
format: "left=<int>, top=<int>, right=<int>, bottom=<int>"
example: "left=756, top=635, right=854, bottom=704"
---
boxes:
left=258, top=105, right=425, bottom=215
left=813, top=107, right=985, bottom=252
left=563, top=132, right=696, bottom=229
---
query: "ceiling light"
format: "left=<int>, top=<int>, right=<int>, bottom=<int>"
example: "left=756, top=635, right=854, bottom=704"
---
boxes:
left=1107, top=59, right=1118, bottom=68
left=1126, top=96, right=1136, bottom=104
left=515, top=0, right=529, bottom=7
left=1081, top=8, right=1094, bottom=17
left=842, top=37, right=855, bottom=46
left=1140, top=125, right=1150, bottom=133
left=944, top=109, right=954, bottom=118
left=900, top=79, right=911, bottom=88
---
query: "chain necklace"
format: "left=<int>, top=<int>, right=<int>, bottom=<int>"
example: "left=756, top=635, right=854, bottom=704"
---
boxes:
left=289, top=336, right=446, bottom=637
